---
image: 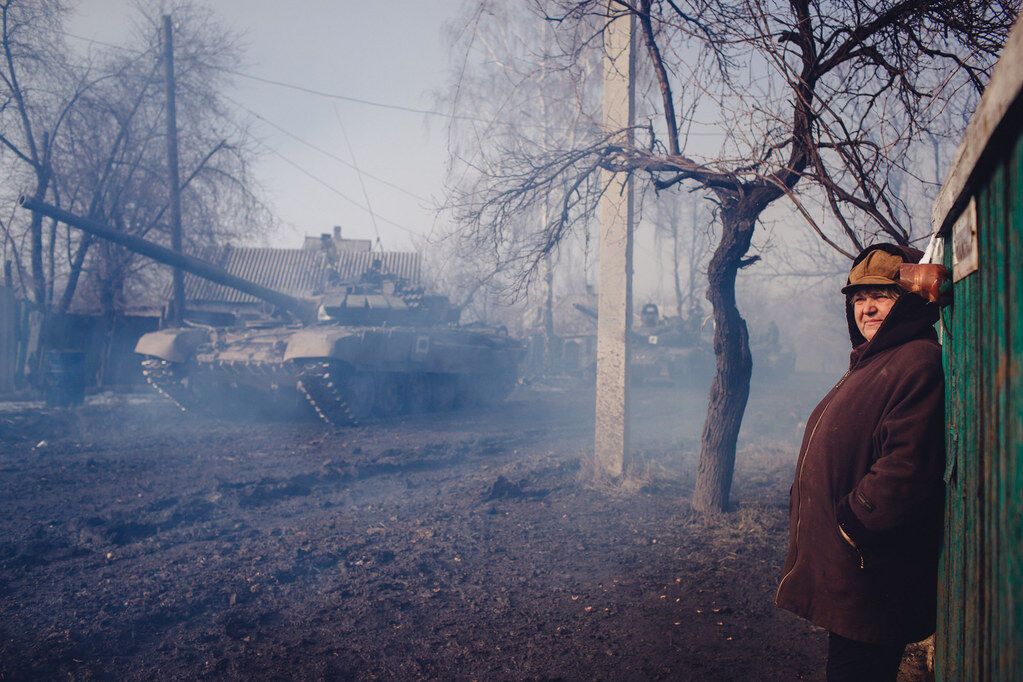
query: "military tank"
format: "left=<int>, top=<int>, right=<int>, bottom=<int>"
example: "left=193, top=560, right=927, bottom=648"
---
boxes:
left=572, top=302, right=713, bottom=386
left=21, top=197, right=524, bottom=426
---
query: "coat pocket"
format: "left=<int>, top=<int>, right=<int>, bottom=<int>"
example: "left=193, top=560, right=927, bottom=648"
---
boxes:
left=836, top=524, right=866, bottom=570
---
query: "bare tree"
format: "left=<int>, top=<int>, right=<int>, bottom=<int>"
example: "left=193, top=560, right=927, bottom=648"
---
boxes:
left=0, top=0, right=271, bottom=385
left=440, top=2, right=600, bottom=315
left=448, top=0, right=1015, bottom=511
left=52, top=4, right=270, bottom=317
left=0, top=0, right=91, bottom=307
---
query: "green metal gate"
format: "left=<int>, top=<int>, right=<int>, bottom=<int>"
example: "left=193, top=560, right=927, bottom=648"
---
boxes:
left=931, top=19, right=1023, bottom=681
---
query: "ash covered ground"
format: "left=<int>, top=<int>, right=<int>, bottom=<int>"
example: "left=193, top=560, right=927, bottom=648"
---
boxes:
left=0, top=376, right=931, bottom=680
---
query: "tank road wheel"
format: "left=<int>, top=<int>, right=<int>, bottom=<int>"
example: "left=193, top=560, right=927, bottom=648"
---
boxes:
left=480, top=371, right=517, bottom=405
left=457, top=371, right=516, bottom=407
left=407, top=374, right=431, bottom=413
left=407, top=374, right=455, bottom=413
left=296, top=361, right=357, bottom=427
left=344, top=372, right=376, bottom=422
left=140, top=358, right=191, bottom=412
left=427, top=374, right=457, bottom=412
left=373, top=374, right=407, bottom=417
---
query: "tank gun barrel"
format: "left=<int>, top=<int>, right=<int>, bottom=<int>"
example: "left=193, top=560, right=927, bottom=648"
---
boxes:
left=19, top=196, right=316, bottom=322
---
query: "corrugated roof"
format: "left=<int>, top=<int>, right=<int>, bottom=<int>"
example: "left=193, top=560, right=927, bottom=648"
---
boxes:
left=175, top=246, right=422, bottom=306
left=335, top=251, right=421, bottom=284
left=183, top=245, right=329, bottom=304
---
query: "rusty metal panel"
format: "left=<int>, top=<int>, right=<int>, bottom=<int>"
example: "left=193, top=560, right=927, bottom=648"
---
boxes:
left=939, top=233, right=976, bottom=681
left=979, top=162, right=1004, bottom=681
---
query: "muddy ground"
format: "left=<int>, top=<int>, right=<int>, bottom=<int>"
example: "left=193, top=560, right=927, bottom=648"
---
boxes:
left=0, top=375, right=931, bottom=681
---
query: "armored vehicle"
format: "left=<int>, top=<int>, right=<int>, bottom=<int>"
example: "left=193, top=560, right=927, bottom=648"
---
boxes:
left=572, top=302, right=713, bottom=386
left=630, top=303, right=714, bottom=385
left=21, top=198, right=524, bottom=426
left=750, top=320, right=795, bottom=381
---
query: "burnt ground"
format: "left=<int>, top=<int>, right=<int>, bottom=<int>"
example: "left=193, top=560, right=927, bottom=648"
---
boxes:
left=0, top=375, right=932, bottom=681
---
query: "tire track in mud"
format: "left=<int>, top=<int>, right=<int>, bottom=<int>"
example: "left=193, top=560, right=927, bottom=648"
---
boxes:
left=0, top=430, right=551, bottom=680
left=4, top=389, right=711, bottom=680
left=1, top=432, right=545, bottom=576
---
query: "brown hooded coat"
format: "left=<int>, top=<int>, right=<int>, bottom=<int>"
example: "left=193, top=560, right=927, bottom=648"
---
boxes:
left=774, top=244, right=945, bottom=645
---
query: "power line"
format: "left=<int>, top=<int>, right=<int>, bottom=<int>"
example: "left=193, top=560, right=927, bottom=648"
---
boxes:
left=228, top=70, right=496, bottom=125
left=61, top=27, right=725, bottom=137
left=222, top=94, right=431, bottom=202
left=63, top=29, right=467, bottom=120
left=63, top=29, right=424, bottom=242
left=262, top=145, right=422, bottom=239
left=334, top=105, right=383, bottom=249
left=64, top=28, right=524, bottom=127
left=234, top=68, right=728, bottom=136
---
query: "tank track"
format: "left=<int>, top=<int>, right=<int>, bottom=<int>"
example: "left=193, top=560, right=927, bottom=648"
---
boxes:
left=140, top=359, right=190, bottom=412
left=296, top=361, right=358, bottom=427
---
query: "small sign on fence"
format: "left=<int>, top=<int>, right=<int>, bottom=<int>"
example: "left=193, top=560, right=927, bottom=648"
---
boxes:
left=952, top=197, right=979, bottom=282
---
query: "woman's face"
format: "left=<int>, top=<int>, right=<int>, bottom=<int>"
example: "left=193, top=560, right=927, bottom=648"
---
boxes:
left=851, top=289, right=897, bottom=342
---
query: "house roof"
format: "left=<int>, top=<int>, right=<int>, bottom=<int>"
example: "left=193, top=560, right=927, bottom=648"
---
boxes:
left=183, top=245, right=329, bottom=304
left=178, top=246, right=423, bottom=306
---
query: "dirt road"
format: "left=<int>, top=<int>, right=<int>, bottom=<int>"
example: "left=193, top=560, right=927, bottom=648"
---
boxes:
left=0, top=376, right=929, bottom=680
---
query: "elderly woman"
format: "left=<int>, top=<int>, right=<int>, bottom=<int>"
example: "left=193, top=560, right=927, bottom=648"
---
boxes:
left=775, top=244, right=946, bottom=681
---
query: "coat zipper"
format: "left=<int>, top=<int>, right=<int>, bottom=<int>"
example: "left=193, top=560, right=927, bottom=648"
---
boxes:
left=775, top=369, right=852, bottom=603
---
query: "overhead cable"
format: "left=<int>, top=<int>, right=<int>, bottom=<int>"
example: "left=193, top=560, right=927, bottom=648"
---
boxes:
left=263, top=147, right=421, bottom=238
left=222, top=94, right=430, bottom=202
left=334, top=105, right=383, bottom=249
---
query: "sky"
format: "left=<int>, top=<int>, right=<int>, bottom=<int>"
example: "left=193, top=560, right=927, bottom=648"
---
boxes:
left=68, top=1, right=466, bottom=251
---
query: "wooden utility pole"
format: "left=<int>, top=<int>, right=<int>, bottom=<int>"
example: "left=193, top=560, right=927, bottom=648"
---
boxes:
left=163, top=15, right=185, bottom=326
left=594, top=5, right=635, bottom=478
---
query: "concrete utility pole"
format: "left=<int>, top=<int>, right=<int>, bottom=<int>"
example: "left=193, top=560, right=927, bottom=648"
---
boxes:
left=163, top=15, right=185, bottom=326
left=538, top=22, right=556, bottom=370
left=594, top=5, right=636, bottom=478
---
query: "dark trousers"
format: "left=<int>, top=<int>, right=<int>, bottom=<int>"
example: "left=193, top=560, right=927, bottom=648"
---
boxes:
left=826, top=632, right=906, bottom=682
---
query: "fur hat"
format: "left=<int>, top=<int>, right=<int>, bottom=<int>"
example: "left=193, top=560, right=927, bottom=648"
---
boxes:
left=841, top=247, right=907, bottom=294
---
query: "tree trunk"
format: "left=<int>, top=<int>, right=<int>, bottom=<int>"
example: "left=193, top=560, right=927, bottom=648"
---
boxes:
left=687, top=199, right=699, bottom=313
left=28, top=180, right=50, bottom=308
left=97, top=277, right=116, bottom=387
left=692, top=208, right=755, bottom=513
left=59, top=233, right=92, bottom=313
left=95, top=243, right=123, bottom=387
left=542, top=250, right=555, bottom=369
left=46, top=216, right=57, bottom=306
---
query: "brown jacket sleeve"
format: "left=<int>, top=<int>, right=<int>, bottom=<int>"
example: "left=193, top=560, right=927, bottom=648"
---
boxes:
left=836, top=358, right=945, bottom=546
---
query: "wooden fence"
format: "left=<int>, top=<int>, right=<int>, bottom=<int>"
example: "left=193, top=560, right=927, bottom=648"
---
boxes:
left=931, top=17, right=1023, bottom=681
